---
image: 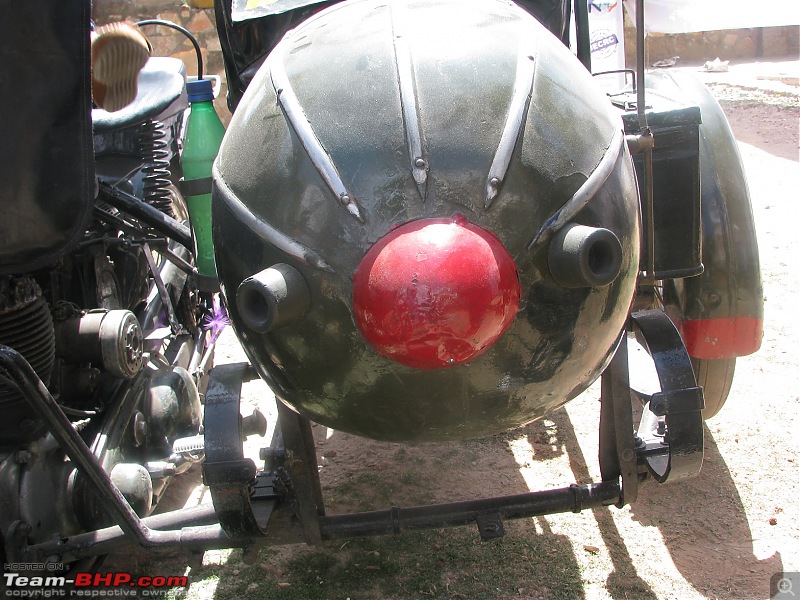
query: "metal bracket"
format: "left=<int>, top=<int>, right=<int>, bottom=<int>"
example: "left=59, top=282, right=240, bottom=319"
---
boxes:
left=599, top=332, right=639, bottom=506
left=648, top=387, right=704, bottom=417
left=630, top=310, right=705, bottom=483
left=476, top=512, right=506, bottom=541
left=142, top=242, right=182, bottom=335
left=274, top=399, right=326, bottom=545
left=599, top=309, right=705, bottom=500
left=202, top=362, right=325, bottom=543
left=202, top=460, right=256, bottom=487
left=203, top=362, right=276, bottom=538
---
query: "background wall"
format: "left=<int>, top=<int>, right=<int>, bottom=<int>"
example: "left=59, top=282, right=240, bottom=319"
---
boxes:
left=624, top=20, right=800, bottom=66
left=93, top=1, right=231, bottom=120
left=92, top=0, right=799, bottom=120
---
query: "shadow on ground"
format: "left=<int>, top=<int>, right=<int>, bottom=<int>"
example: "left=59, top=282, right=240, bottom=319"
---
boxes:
left=103, top=396, right=779, bottom=599
left=629, top=425, right=783, bottom=598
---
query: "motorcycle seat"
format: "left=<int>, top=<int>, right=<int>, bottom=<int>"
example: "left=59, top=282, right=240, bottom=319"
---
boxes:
left=92, top=57, right=188, bottom=134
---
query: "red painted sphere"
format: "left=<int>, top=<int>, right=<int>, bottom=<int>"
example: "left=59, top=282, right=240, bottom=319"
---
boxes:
left=353, top=216, right=521, bottom=369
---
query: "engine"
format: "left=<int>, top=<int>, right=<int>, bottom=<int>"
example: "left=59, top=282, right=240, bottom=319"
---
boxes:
left=0, top=1, right=207, bottom=557
left=213, top=0, right=640, bottom=441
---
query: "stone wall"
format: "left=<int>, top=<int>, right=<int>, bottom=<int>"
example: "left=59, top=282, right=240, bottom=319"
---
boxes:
left=92, top=1, right=230, bottom=120
left=624, top=19, right=800, bottom=67
left=92, top=0, right=798, bottom=119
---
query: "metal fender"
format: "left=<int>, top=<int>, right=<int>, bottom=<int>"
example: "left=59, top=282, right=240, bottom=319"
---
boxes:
left=647, top=70, right=763, bottom=360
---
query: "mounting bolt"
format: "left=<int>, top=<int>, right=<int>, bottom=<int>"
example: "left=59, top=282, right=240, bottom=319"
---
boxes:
left=131, top=411, right=148, bottom=447
left=260, top=447, right=286, bottom=467
left=241, top=409, right=268, bottom=438
left=288, top=458, right=305, bottom=476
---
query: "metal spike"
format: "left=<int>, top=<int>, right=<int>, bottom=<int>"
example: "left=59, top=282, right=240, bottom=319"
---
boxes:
left=271, top=52, right=364, bottom=223
left=485, top=49, right=537, bottom=209
left=392, top=2, right=428, bottom=201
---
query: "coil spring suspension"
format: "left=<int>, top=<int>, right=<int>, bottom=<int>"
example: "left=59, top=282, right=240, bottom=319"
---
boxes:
left=138, top=119, right=175, bottom=218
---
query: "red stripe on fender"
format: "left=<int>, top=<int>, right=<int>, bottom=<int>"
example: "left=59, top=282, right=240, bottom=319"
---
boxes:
left=679, top=317, right=763, bottom=359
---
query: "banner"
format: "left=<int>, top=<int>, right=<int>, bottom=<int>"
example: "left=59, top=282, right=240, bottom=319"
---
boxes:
left=587, top=1, right=627, bottom=91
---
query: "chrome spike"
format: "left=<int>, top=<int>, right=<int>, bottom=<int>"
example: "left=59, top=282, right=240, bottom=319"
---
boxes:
left=270, top=52, right=365, bottom=223
left=392, top=2, right=428, bottom=201
left=214, top=167, right=335, bottom=273
left=485, top=48, right=537, bottom=209
left=527, top=128, right=625, bottom=251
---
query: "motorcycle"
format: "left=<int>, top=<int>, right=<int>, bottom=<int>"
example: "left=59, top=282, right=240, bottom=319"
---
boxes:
left=1, top=0, right=762, bottom=577
left=0, top=1, right=224, bottom=570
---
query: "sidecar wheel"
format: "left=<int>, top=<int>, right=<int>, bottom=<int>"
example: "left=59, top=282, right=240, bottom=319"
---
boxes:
left=692, top=357, right=735, bottom=420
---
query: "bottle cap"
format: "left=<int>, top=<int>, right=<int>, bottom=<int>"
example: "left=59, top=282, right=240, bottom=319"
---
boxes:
left=187, top=79, right=214, bottom=103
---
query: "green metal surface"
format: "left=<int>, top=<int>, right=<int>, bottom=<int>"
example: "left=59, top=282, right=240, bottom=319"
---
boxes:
left=213, top=0, right=640, bottom=441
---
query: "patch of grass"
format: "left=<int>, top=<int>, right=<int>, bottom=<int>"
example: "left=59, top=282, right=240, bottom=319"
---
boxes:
left=393, top=447, right=427, bottom=466
left=328, top=469, right=429, bottom=510
left=398, top=470, right=423, bottom=486
left=198, top=521, right=584, bottom=600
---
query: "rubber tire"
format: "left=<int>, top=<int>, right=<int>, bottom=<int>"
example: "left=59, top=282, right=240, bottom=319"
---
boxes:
left=692, top=356, right=735, bottom=420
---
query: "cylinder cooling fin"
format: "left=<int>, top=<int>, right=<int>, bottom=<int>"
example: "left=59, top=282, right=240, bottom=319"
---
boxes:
left=0, top=276, right=55, bottom=445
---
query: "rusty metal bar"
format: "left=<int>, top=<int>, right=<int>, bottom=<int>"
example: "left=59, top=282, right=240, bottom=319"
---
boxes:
left=20, top=505, right=229, bottom=562
left=319, top=481, right=621, bottom=540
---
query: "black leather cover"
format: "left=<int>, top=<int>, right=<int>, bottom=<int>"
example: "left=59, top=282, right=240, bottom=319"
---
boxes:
left=0, top=0, right=95, bottom=275
left=92, top=57, right=187, bottom=134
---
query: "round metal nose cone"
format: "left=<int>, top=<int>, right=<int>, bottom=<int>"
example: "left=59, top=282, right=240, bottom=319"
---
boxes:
left=353, top=216, right=521, bottom=369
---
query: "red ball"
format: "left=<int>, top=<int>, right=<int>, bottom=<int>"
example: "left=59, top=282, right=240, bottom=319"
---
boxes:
left=353, top=216, right=521, bottom=369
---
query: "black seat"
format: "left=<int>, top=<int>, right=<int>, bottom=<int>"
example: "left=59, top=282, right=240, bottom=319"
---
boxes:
left=92, top=57, right=188, bottom=134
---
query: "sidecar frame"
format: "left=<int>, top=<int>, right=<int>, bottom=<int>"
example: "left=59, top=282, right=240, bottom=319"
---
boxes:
left=1, top=0, right=761, bottom=567
left=2, top=303, right=704, bottom=562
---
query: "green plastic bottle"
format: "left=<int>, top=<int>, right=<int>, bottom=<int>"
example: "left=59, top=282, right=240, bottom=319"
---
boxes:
left=181, top=78, right=225, bottom=280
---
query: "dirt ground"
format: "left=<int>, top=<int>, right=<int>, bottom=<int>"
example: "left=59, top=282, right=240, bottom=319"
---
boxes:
left=108, top=59, right=799, bottom=599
